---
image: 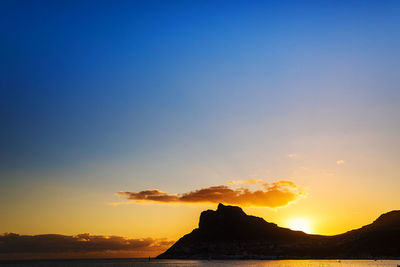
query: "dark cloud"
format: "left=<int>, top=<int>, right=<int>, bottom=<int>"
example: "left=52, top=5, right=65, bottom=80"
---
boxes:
left=118, top=180, right=305, bottom=208
left=0, top=233, right=173, bottom=259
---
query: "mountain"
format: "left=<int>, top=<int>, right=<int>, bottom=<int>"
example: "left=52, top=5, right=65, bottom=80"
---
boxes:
left=157, top=203, right=400, bottom=259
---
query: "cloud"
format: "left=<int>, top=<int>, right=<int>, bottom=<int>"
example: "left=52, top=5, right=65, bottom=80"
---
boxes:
left=118, top=180, right=305, bottom=208
left=287, top=154, right=298, bottom=159
left=336, top=160, right=345, bottom=165
left=0, top=233, right=173, bottom=260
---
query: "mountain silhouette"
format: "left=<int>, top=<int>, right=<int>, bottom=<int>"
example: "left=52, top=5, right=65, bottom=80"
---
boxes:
left=157, top=203, right=400, bottom=259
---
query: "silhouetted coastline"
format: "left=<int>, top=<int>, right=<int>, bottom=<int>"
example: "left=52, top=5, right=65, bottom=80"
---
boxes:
left=157, top=203, right=400, bottom=260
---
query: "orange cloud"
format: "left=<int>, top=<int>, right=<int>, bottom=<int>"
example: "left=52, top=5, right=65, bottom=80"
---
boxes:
left=118, top=180, right=305, bottom=208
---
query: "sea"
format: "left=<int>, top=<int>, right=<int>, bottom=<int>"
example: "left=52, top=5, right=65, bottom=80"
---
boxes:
left=0, top=259, right=399, bottom=267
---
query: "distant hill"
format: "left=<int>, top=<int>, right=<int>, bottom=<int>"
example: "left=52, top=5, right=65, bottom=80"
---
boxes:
left=157, top=203, right=400, bottom=259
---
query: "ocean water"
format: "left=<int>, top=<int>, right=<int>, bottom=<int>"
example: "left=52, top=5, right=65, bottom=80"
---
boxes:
left=0, top=259, right=399, bottom=267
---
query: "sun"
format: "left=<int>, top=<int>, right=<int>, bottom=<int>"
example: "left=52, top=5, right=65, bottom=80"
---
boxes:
left=287, top=218, right=312, bottom=234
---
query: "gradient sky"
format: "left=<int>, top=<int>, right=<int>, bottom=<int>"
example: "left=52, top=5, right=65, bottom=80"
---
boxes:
left=1, top=0, right=400, bottom=257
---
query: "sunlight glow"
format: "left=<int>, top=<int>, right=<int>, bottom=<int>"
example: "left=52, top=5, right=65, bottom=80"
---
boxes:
left=287, top=218, right=312, bottom=234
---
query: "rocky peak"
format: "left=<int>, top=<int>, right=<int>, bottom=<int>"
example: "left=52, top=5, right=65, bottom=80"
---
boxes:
left=216, top=203, right=247, bottom=216
left=199, top=203, right=246, bottom=229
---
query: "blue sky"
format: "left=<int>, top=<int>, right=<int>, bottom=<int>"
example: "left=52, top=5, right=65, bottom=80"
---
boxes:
left=2, top=0, right=399, bottom=171
left=1, top=0, right=400, bottom=238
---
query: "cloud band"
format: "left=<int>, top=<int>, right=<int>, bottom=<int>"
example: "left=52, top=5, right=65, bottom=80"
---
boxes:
left=0, top=233, right=173, bottom=259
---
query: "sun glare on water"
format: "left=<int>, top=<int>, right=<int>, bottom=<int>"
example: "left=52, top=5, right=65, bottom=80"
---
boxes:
left=287, top=218, right=312, bottom=234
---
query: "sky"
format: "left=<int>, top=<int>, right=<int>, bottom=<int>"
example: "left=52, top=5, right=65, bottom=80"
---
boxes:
left=1, top=0, right=400, bottom=259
